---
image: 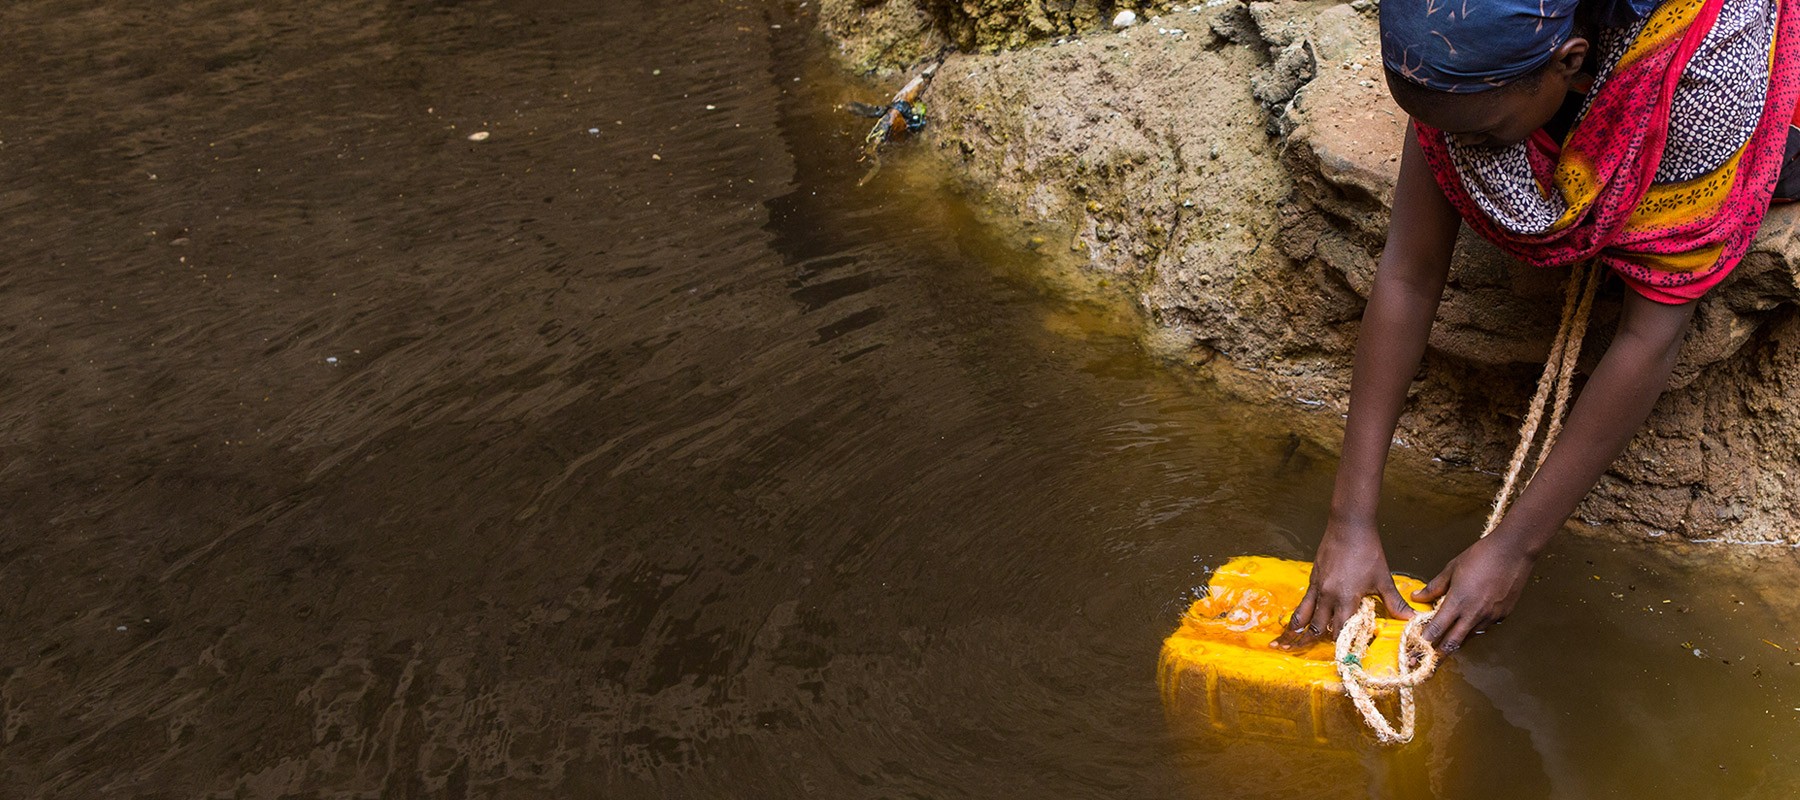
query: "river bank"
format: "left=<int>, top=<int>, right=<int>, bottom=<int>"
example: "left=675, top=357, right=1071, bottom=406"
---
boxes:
left=810, top=0, right=1800, bottom=544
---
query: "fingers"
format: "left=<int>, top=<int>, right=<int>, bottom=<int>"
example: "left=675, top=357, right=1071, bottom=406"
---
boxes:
left=1300, top=596, right=1337, bottom=644
left=1286, top=589, right=1317, bottom=634
left=1412, top=568, right=1451, bottom=604
left=1274, top=585, right=1423, bottom=650
left=1379, top=580, right=1417, bottom=620
left=1272, top=590, right=1319, bottom=650
left=1421, top=605, right=1451, bottom=650
left=1273, top=594, right=1353, bottom=649
left=1439, top=613, right=1482, bottom=653
left=1420, top=600, right=1492, bottom=654
left=1312, top=595, right=1343, bottom=639
left=1326, top=600, right=1357, bottom=640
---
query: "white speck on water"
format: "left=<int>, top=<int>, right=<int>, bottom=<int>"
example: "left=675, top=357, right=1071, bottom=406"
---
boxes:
left=587, top=127, right=599, bottom=134
left=467, top=131, right=490, bottom=141
left=325, top=356, right=339, bottom=365
left=705, top=104, right=717, bottom=110
left=116, top=625, right=127, bottom=631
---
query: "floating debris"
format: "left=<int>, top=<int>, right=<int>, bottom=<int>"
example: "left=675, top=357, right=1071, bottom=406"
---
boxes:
left=467, top=131, right=490, bottom=142
left=845, top=60, right=941, bottom=185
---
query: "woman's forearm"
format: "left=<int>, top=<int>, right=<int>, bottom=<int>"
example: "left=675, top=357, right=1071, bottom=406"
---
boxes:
left=1485, top=290, right=1696, bottom=556
left=1329, top=132, right=1462, bottom=531
left=1412, top=291, right=1695, bottom=653
left=1330, top=260, right=1450, bottom=526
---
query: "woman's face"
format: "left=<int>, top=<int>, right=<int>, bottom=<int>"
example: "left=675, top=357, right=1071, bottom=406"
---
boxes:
left=1386, top=38, right=1589, bottom=149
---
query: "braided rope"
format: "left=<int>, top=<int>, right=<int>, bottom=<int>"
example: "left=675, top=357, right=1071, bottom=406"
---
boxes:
left=1483, top=260, right=1603, bottom=538
left=1335, top=260, right=1601, bottom=744
left=1534, top=261, right=1604, bottom=476
left=1335, top=598, right=1438, bottom=744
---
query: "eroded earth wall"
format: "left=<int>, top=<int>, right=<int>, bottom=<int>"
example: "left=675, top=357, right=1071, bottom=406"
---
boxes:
left=813, top=0, right=1800, bottom=544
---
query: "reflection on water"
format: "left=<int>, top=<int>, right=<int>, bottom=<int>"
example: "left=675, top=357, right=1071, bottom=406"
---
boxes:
left=4, top=0, right=1800, bottom=797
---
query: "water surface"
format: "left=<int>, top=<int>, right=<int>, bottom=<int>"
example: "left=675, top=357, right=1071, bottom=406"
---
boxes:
left=4, top=1, right=1800, bottom=797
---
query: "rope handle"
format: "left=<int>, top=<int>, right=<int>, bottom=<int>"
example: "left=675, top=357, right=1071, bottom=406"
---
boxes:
left=1334, top=598, right=1439, bottom=744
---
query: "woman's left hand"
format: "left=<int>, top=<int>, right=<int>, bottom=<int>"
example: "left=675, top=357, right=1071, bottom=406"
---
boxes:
left=1411, top=535, right=1537, bottom=652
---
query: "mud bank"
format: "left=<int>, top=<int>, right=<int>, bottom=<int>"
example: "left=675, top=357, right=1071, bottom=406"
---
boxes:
left=812, top=0, right=1800, bottom=544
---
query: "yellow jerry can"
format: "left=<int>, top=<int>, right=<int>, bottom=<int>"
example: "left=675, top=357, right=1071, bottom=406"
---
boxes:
left=1159, top=555, right=1432, bottom=746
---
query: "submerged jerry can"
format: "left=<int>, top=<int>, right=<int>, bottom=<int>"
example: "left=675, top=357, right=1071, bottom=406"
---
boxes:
left=1159, top=556, right=1432, bottom=746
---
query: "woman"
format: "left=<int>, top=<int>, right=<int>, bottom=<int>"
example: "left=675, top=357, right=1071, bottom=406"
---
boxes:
left=1275, top=0, right=1800, bottom=653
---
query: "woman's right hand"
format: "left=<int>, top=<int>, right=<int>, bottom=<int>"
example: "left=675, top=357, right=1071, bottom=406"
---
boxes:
left=1272, top=519, right=1414, bottom=650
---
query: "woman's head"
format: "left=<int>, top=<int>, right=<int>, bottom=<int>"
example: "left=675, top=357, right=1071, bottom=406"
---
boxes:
left=1379, top=0, right=1589, bottom=147
left=1385, top=39, right=1590, bottom=148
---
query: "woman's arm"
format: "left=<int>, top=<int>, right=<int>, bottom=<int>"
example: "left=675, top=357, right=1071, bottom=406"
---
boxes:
left=1277, top=131, right=1463, bottom=647
left=1414, top=289, right=1696, bottom=651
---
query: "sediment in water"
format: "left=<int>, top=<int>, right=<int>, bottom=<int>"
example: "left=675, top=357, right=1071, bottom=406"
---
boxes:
left=809, top=0, right=1800, bottom=544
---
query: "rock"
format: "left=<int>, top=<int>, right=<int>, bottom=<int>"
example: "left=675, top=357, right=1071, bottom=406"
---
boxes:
left=1251, top=40, right=1315, bottom=109
left=1246, top=1, right=1309, bottom=48
left=1209, top=3, right=1260, bottom=43
left=1113, top=9, right=1139, bottom=27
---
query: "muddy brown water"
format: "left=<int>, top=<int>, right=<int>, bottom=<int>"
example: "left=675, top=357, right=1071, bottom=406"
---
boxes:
left=6, top=1, right=1800, bottom=797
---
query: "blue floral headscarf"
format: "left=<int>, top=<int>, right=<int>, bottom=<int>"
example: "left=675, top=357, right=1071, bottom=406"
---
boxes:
left=1379, top=0, right=1661, bottom=92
